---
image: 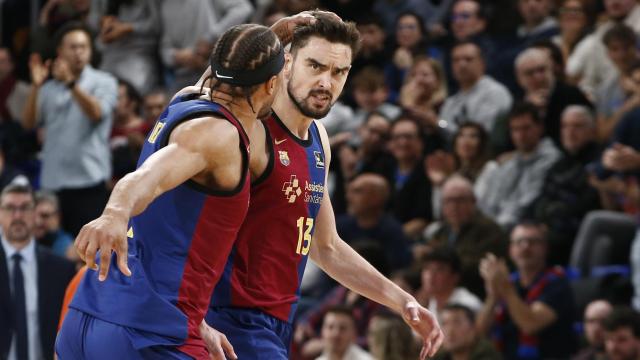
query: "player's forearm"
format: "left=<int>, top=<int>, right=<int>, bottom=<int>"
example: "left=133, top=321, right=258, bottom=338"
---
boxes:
left=102, top=168, right=162, bottom=221
left=311, top=238, right=414, bottom=314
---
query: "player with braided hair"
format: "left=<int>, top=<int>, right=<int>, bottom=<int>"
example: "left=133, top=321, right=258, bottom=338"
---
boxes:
left=56, top=14, right=313, bottom=360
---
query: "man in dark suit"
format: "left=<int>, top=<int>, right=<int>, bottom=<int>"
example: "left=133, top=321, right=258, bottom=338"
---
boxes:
left=0, top=183, right=76, bottom=360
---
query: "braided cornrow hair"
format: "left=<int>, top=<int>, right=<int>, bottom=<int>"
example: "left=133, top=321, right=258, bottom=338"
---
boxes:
left=202, top=24, right=282, bottom=112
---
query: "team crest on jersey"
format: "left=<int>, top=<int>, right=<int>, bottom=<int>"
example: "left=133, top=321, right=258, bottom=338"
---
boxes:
left=279, top=151, right=290, bottom=166
left=314, top=151, right=324, bottom=168
left=282, top=175, right=302, bottom=203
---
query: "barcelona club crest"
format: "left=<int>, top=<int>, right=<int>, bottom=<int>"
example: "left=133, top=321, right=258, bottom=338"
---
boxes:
left=279, top=150, right=290, bottom=166
left=314, top=151, right=325, bottom=168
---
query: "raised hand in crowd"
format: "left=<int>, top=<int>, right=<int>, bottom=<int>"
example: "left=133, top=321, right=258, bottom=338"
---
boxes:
left=425, top=150, right=456, bottom=187
left=29, top=53, right=51, bottom=87
left=100, top=15, right=133, bottom=43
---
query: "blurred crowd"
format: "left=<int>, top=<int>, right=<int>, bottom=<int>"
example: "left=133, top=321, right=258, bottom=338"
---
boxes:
left=2, top=0, right=640, bottom=359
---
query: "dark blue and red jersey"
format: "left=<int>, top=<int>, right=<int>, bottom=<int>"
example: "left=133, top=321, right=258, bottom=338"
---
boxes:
left=210, top=113, right=326, bottom=323
left=69, top=98, right=250, bottom=359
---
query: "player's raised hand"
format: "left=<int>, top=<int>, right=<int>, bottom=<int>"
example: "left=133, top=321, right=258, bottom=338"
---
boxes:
left=74, top=213, right=131, bottom=281
left=200, top=320, right=237, bottom=360
left=270, top=11, right=319, bottom=45
left=402, top=300, right=444, bottom=359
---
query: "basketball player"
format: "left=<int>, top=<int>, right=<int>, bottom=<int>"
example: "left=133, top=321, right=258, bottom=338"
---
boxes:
left=199, top=12, right=444, bottom=360
left=55, top=18, right=308, bottom=359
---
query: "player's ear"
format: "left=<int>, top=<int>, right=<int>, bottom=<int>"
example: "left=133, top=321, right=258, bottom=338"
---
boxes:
left=266, top=74, right=279, bottom=95
left=284, top=52, right=293, bottom=79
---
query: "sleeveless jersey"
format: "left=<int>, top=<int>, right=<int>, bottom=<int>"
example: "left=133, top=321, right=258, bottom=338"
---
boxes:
left=70, top=98, right=250, bottom=359
left=210, top=113, right=326, bottom=323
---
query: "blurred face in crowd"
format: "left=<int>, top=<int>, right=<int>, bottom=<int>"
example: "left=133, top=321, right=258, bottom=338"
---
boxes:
left=421, top=261, right=459, bottom=296
left=454, top=125, right=483, bottom=162
left=584, top=300, right=613, bottom=348
left=442, top=179, right=476, bottom=230
left=34, top=200, right=61, bottom=239
left=396, top=14, right=423, bottom=49
left=0, top=48, right=14, bottom=81
left=346, top=174, right=388, bottom=217
left=561, top=107, right=595, bottom=154
left=509, top=225, right=547, bottom=273
left=143, top=92, right=168, bottom=123
left=559, top=0, right=588, bottom=34
left=510, top=113, right=543, bottom=154
left=519, top=0, right=553, bottom=27
left=360, top=113, right=390, bottom=153
left=57, top=30, right=92, bottom=75
left=287, top=36, right=351, bottom=119
left=115, top=84, right=138, bottom=121
left=321, top=312, right=357, bottom=357
left=451, top=43, right=484, bottom=89
left=0, top=192, right=35, bottom=246
left=357, top=23, right=385, bottom=55
left=606, top=40, right=638, bottom=73
left=605, top=327, right=640, bottom=360
left=451, top=0, right=486, bottom=40
left=353, top=85, right=388, bottom=112
left=605, top=0, right=636, bottom=20
left=409, top=59, right=440, bottom=96
left=389, top=119, right=423, bottom=164
left=516, top=51, right=555, bottom=93
left=441, top=308, right=477, bottom=354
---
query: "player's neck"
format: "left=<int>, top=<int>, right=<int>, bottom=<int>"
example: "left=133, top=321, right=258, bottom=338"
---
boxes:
left=272, top=93, right=313, bottom=140
left=225, top=102, right=259, bottom=134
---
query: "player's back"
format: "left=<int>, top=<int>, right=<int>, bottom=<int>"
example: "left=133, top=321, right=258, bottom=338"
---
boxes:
left=70, top=97, right=250, bottom=358
left=211, top=113, right=326, bottom=323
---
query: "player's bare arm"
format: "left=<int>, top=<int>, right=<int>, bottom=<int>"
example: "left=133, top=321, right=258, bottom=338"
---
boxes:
left=75, top=116, right=242, bottom=281
left=308, top=121, right=444, bottom=359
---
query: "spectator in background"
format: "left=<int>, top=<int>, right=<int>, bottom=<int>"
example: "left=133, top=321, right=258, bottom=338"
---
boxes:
left=421, top=176, right=506, bottom=297
left=351, top=14, right=390, bottom=77
left=367, top=310, right=420, bottom=360
left=517, top=0, right=558, bottom=40
left=439, top=41, right=512, bottom=135
left=0, top=47, right=32, bottom=166
left=33, top=191, right=75, bottom=261
left=0, top=184, right=76, bottom=360
left=88, top=0, right=160, bottom=94
left=23, top=22, right=117, bottom=236
left=596, top=25, right=640, bottom=143
left=477, top=103, right=561, bottom=229
left=385, top=11, right=437, bottom=101
left=574, top=299, right=613, bottom=360
left=0, top=47, right=29, bottom=123
left=477, top=221, right=577, bottom=359
left=416, top=248, right=483, bottom=318
left=603, top=307, right=640, bottom=360
left=433, top=304, right=502, bottom=360
left=551, top=0, right=596, bottom=64
left=567, top=0, right=640, bottom=97
left=111, top=78, right=149, bottom=182
left=399, top=56, right=447, bottom=131
left=388, top=116, right=432, bottom=239
left=142, top=88, right=168, bottom=125
left=160, top=0, right=253, bottom=92
left=515, top=47, right=592, bottom=147
left=337, top=173, right=412, bottom=271
left=30, top=0, right=90, bottom=60
left=530, top=105, right=601, bottom=265
left=449, top=0, right=487, bottom=43
left=316, top=306, right=373, bottom=360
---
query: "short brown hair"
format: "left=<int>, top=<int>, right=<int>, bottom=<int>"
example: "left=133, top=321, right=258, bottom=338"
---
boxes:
left=290, top=11, right=361, bottom=58
left=1, top=183, right=35, bottom=204
left=352, top=66, right=385, bottom=91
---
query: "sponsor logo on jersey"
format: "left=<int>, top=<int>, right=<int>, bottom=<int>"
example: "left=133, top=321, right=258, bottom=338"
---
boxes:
left=314, top=151, right=324, bottom=168
left=282, top=175, right=302, bottom=203
left=304, top=181, right=324, bottom=204
left=279, top=150, right=290, bottom=166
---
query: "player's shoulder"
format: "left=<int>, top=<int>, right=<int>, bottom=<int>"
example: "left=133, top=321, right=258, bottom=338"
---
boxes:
left=170, top=114, right=242, bottom=154
left=313, top=120, right=331, bottom=159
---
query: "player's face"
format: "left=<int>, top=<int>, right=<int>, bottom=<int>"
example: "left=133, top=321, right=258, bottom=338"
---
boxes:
left=287, top=37, right=352, bottom=119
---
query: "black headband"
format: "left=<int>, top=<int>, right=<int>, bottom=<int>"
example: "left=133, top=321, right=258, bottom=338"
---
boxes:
left=210, top=46, right=285, bottom=86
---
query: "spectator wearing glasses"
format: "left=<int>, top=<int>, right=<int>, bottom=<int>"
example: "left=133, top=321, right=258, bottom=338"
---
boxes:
left=0, top=184, right=76, bottom=360
left=551, top=0, right=596, bottom=64
left=440, top=41, right=512, bottom=136
left=477, top=220, right=577, bottom=360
